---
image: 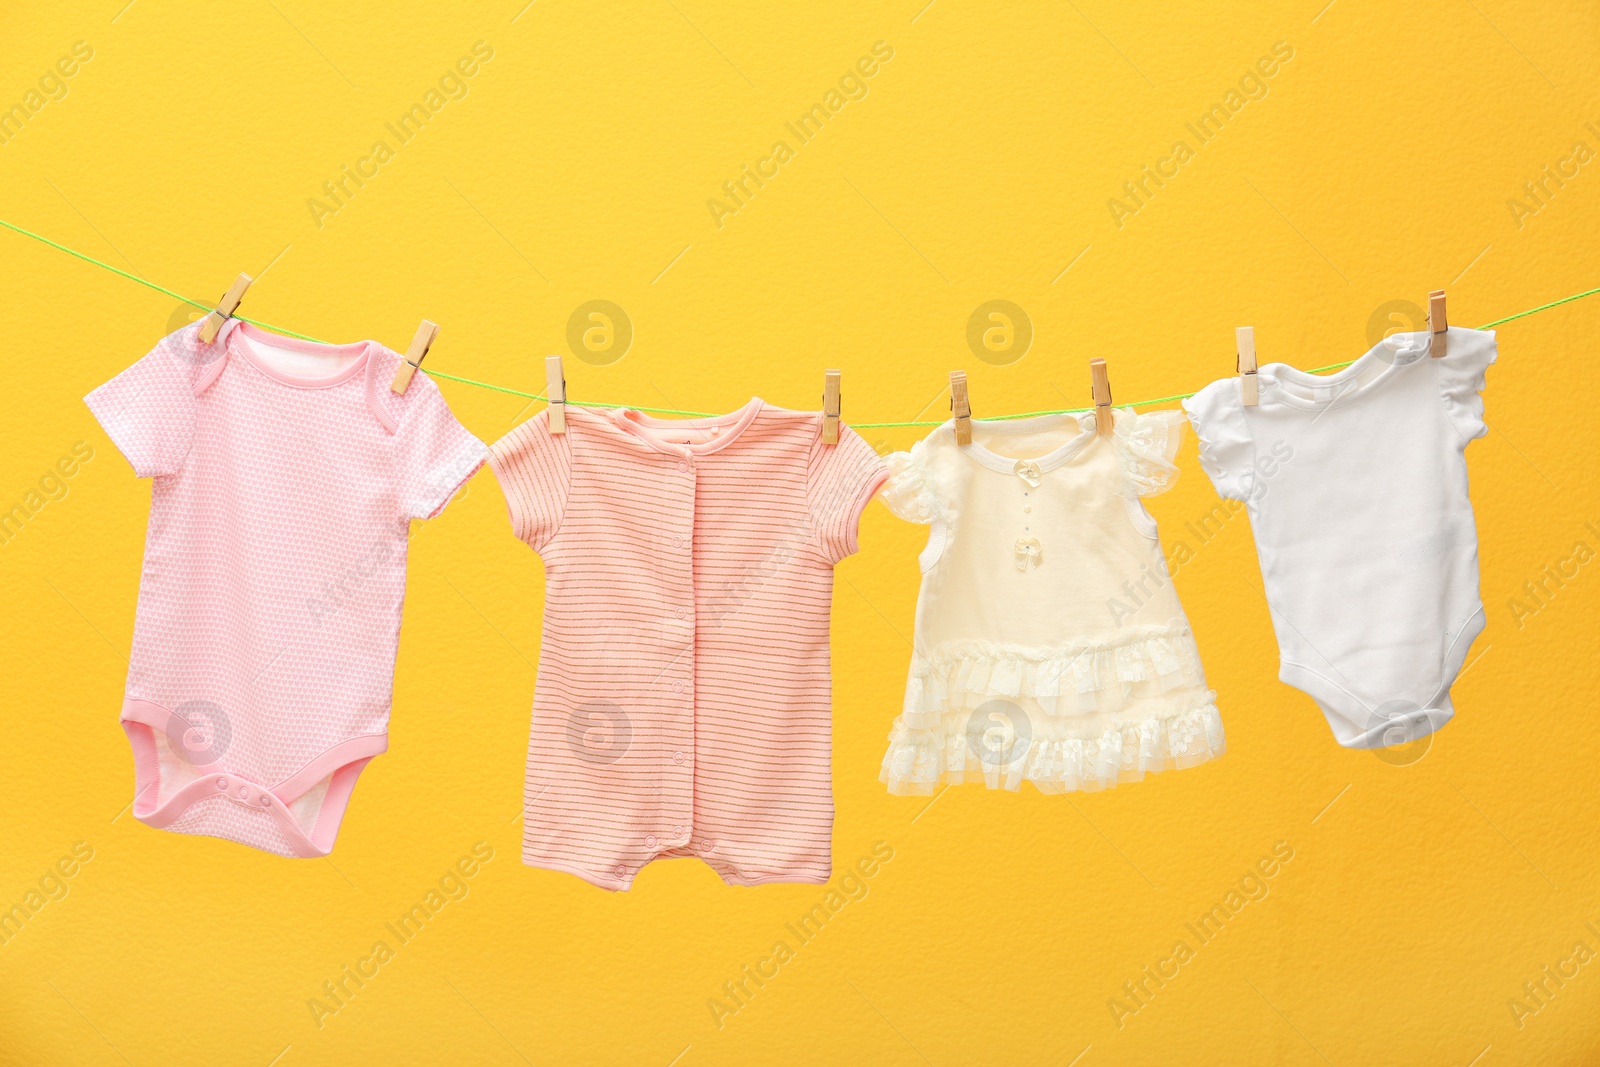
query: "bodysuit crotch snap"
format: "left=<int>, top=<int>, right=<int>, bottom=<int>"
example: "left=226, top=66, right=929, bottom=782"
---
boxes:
left=121, top=698, right=386, bottom=857
left=1274, top=602, right=1486, bottom=749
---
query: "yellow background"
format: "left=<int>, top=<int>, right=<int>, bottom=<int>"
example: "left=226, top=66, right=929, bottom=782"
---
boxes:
left=2, top=1, right=1598, bottom=1063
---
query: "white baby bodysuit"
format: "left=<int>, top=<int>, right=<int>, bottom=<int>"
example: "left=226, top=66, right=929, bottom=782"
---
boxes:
left=1182, top=326, right=1496, bottom=748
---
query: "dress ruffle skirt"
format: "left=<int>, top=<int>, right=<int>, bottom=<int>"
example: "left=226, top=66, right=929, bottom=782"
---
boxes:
left=880, top=620, right=1225, bottom=794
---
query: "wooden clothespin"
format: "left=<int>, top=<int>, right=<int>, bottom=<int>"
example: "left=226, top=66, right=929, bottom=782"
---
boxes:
left=545, top=355, right=567, bottom=434
left=1428, top=290, right=1448, bottom=358
left=199, top=273, right=252, bottom=344
left=1090, top=358, right=1114, bottom=437
left=390, top=320, right=439, bottom=394
left=821, top=369, right=841, bottom=445
left=950, top=371, right=972, bottom=445
left=1236, top=326, right=1259, bottom=406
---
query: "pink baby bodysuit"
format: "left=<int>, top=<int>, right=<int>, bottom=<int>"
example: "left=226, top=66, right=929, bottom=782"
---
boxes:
left=86, top=319, right=485, bottom=857
left=489, top=400, right=887, bottom=890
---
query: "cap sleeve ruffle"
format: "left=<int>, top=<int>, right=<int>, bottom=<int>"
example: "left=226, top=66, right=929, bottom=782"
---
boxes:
left=1113, top=408, right=1187, bottom=497
left=1435, top=328, right=1497, bottom=444
left=1181, top=382, right=1255, bottom=502
left=879, top=446, right=942, bottom=524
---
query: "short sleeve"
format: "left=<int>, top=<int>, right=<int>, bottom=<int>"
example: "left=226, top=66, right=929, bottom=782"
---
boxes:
left=488, top=411, right=571, bottom=550
left=395, top=377, right=487, bottom=521
left=807, top=424, right=890, bottom=564
left=1182, top=380, right=1256, bottom=502
left=878, top=437, right=943, bottom=525
left=84, top=338, right=199, bottom=478
left=1435, top=328, right=1497, bottom=444
left=1113, top=408, right=1187, bottom=497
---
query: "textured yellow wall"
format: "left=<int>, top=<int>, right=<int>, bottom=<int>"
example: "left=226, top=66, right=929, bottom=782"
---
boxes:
left=2, top=1, right=1598, bottom=1064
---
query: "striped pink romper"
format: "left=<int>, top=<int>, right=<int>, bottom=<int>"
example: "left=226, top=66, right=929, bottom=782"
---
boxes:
left=489, top=400, right=886, bottom=890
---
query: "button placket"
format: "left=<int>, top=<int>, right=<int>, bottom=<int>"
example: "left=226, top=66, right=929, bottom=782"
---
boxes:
left=663, top=450, right=697, bottom=850
left=1015, top=459, right=1040, bottom=527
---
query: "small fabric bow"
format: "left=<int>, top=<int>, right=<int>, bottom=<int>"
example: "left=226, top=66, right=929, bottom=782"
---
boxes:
left=1014, top=459, right=1042, bottom=487
left=1014, top=537, right=1043, bottom=571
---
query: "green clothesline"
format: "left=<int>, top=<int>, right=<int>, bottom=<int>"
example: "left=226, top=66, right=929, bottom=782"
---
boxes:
left=3, top=214, right=1594, bottom=427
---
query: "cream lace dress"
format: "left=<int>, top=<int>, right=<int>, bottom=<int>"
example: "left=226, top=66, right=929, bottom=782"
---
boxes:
left=878, top=408, right=1224, bottom=794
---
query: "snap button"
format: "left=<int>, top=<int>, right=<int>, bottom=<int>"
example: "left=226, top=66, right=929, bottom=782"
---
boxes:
left=260, top=795, right=272, bottom=807
left=672, top=535, right=683, bottom=547
left=673, top=825, right=683, bottom=836
left=216, top=777, right=228, bottom=790
left=672, top=681, right=684, bottom=693
left=677, top=460, right=689, bottom=473
left=614, top=864, right=625, bottom=876
left=645, top=834, right=657, bottom=847
left=672, top=751, right=685, bottom=764
left=674, top=607, right=686, bottom=619
left=699, top=840, right=715, bottom=852
left=239, top=785, right=249, bottom=799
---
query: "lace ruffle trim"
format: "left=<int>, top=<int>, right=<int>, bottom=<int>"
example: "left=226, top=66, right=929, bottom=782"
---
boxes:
left=880, top=701, right=1225, bottom=795
left=878, top=449, right=943, bottom=524
left=1114, top=408, right=1186, bottom=497
left=904, top=624, right=1206, bottom=720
